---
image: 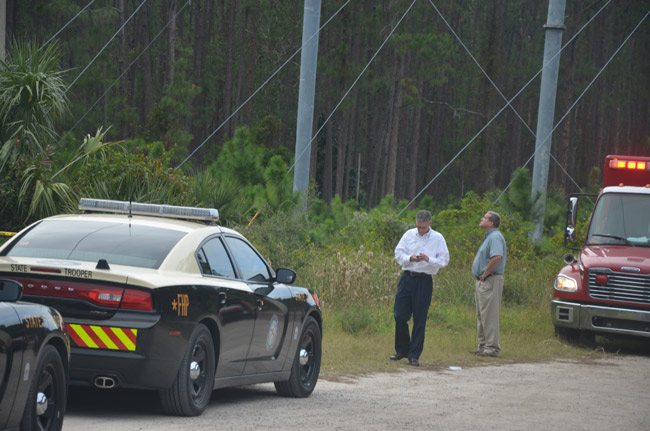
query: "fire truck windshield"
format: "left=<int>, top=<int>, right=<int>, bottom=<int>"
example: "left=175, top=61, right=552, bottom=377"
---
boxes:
left=587, top=193, right=650, bottom=247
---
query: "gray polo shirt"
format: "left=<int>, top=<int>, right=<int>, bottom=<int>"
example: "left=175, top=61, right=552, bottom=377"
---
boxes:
left=471, top=228, right=507, bottom=277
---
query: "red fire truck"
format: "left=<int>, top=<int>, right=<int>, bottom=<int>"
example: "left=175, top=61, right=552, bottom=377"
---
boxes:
left=552, top=155, right=650, bottom=342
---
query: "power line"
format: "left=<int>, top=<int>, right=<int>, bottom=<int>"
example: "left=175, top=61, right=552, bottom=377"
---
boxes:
left=63, top=0, right=148, bottom=97
left=66, top=1, right=191, bottom=136
left=398, top=0, right=613, bottom=216
left=492, top=7, right=650, bottom=206
left=427, top=0, right=596, bottom=195
left=41, top=0, right=97, bottom=50
left=287, top=0, right=418, bottom=175
left=176, top=0, right=353, bottom=170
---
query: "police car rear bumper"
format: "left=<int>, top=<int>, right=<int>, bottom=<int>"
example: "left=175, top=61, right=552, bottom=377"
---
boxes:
left=69, top=347, right=181, bottom=389
left=67, top=316, right=192, bottom=390
left=552, top=299, right=650, bottom=338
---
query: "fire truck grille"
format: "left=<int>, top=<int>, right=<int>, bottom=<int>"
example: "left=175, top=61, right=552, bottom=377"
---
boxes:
left=588, top=269, right=650, bottom=305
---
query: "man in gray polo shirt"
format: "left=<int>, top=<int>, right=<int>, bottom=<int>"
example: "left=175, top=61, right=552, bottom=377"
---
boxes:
left=471, top=211, right=507, bottom=357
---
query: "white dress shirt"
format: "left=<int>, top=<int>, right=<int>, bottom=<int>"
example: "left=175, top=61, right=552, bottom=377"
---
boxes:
left=394, top=227, right=450, bottom=275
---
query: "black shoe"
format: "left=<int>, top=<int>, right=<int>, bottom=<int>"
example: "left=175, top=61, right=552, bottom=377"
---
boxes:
left=408, top=358, right=420, bottom=367
left=390, top=353, right=407, bottom=361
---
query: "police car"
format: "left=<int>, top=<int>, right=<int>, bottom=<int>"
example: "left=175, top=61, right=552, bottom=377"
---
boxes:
left=0, top=279, right=69, bottom=431
left=0, top=199, right=322, bottom=417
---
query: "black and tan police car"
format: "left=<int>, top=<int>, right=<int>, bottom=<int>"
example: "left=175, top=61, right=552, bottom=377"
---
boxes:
left=0, top=199, right=322, bottom=417
left=0, top=279, right=69, bottom=431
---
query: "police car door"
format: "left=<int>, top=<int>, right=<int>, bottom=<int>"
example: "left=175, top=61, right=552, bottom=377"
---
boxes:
left=198, top=237, right=255, bottom=377
left=222, top=236, right=289, bottom=374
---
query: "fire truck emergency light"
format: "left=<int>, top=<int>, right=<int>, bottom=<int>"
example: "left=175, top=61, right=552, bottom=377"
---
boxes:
left=608, top=159, right=649, bottom=170
left=604, top=155, right=650, bottom=188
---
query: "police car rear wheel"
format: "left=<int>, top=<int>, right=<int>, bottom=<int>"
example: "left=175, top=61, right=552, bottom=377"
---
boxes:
left=21, top=345, right=66, bottom=431
left=159, top=324, right=215, bottom=416
left=275, top=317, right=321, bottom=398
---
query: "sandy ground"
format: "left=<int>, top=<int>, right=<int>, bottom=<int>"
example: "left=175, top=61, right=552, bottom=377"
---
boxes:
left=63, top=355, right=650, bottom=431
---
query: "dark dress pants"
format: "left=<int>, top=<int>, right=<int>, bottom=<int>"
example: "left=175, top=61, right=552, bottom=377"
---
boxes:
left=393, top=272, right=433, bottom=360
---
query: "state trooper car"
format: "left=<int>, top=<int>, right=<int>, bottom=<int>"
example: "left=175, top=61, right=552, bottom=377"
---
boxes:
left=0, top=279, right=69, bottom=431
left=0, top=199, right=322, bottom=417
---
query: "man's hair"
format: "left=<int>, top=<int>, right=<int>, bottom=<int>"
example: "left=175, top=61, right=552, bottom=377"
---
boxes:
left=487, top=211, right=501, bottom=228
left=416, top=210, right=432, bottom=223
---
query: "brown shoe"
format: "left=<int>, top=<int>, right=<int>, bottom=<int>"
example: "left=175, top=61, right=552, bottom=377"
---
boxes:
left=476, top=351, right=498, bottom=357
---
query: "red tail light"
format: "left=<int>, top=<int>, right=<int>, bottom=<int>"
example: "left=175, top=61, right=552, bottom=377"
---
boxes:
left=121, top=289, right=153, bottom=311
left=18, top=277, right=152, bottom=310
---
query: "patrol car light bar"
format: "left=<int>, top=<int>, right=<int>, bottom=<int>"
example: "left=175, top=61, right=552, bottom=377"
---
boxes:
left=79, top=198, right=219, bottom=221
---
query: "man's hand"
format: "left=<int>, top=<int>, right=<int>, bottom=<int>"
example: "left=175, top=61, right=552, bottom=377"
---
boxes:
left=410, top=253, right=429, bottom=262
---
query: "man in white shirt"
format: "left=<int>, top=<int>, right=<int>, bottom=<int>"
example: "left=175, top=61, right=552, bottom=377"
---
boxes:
left=391, top=210, right=449, bottom=366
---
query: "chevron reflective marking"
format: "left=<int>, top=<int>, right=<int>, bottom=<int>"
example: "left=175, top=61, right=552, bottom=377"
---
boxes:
left=68, top=324, right=137, bottom=351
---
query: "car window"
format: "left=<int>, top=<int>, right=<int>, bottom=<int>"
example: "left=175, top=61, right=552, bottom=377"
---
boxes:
left=196, top=248, right=211, bottom=274
left=200, top=238, right=236, bottom=278
left=3, top=219, right=186, bottom=269
left=224, top=237, right=271, bottom=283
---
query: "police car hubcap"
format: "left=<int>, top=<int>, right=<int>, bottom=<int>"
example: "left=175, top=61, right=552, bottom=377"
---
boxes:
left=36, top=392, right=48, bottom=416
left=189, top=361, right=201, bottom=380
left=299, top=348, right=309, bottom=366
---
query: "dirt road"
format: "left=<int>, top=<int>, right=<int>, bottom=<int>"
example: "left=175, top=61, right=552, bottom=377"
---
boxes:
left=64, top=355, right=650, bottom=430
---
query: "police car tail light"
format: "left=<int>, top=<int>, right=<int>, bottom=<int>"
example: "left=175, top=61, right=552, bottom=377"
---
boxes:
left=21, top=278, right=125, bottom=308
left=121, top=289, right=153, bottom=311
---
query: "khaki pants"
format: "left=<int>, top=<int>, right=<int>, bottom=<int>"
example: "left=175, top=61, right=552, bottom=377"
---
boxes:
left=474, top=275, right=504, bottom=355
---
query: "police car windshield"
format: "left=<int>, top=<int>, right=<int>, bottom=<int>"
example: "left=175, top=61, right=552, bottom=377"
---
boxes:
left=4, top=219, right=187, bottom=269
left=587, top=193, right=650, bottom=247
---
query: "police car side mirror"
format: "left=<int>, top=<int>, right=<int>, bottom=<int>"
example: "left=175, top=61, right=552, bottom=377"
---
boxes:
left=0, top=280, right=23, bottom=302
left=275, top=268, right=296, bottom=285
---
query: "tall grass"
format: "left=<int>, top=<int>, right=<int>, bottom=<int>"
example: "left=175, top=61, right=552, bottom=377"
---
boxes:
left=296, top=246, right=557, bottom=312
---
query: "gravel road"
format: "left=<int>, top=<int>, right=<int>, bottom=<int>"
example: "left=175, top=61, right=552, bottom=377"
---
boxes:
left=63, top=355, right=650, bottom=431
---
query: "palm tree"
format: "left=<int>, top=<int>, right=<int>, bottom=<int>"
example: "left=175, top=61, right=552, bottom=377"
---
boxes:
left=0, top=40, right=73, bottom=229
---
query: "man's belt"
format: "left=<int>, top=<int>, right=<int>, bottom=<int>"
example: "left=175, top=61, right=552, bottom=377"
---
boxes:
left=405, top=271, right=430, bottom=277
left=476, top=273, right=498, bottom=281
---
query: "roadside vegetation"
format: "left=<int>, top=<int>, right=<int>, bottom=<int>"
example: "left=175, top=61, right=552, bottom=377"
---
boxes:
left=1, top=37, right=645, bottom=378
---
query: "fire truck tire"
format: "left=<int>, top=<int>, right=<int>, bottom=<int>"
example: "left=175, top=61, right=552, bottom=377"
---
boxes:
left=275, top=316, right=321, bottom=398
left=21, top=345, right=67, bottom=431
left=160, top=324, right=215, bottom=416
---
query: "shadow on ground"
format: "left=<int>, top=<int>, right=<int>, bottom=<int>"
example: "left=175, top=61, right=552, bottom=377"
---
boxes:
left=66, top=384, right=278, bottom=416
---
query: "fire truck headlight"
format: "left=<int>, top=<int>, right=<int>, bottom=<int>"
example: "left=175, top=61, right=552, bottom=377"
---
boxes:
left=554, top=275, right=578, bottom=292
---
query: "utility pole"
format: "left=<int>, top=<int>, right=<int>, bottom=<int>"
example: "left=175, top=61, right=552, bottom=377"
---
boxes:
left=530, top=0, right=566, bottom=244
left=293, top=0, right=321, bottom=212
left=0, top=0, right=6, bottom=61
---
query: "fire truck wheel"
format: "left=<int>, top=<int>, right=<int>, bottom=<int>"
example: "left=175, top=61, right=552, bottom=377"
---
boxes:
left=160, top=324, right=215, bottom=416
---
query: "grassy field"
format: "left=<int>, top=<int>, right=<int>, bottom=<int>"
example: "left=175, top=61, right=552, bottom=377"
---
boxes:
left=318, top=303, right=649, bottom=378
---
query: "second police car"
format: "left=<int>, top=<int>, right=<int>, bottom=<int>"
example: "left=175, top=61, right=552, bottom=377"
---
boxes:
left=0, top=279, right=69, bottom=431
left=0, top=199, right=322, bottom=417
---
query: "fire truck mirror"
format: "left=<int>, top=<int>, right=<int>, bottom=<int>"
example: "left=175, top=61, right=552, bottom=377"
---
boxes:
left=566, top=197, right=578, bottom=229
left=564, top=226, right=576, bottom=243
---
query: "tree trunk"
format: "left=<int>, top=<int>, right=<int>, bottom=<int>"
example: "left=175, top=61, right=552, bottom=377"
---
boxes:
left=118, top=0, right=128, bottom=138
left=165, top=0, right=177, bottom=90
left=140, top=4, right=154, bottom=121
left=385, top=54, right=405, bottom=197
